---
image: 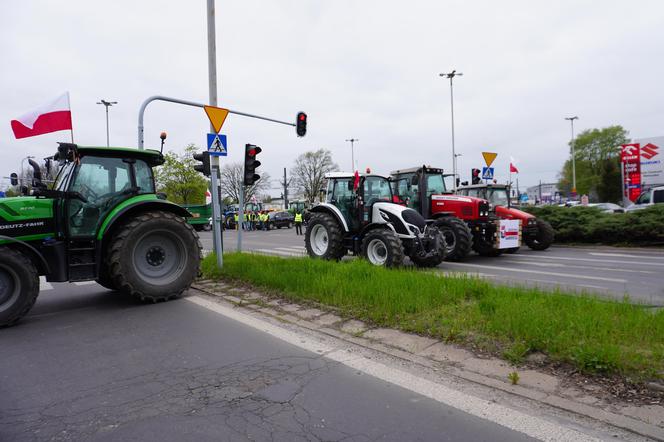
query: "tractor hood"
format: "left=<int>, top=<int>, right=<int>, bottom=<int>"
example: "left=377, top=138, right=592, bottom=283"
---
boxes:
left=0, top=196, right=54, bottom=222
left=495, top=205, right=535, bottom=221
left=373, top=202, right=425, bottom=237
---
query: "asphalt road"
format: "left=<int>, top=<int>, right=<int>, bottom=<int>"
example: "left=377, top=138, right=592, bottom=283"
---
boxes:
left=199, top=228, right=664, bottom=306
left=0, top=283, right=536, bottom=442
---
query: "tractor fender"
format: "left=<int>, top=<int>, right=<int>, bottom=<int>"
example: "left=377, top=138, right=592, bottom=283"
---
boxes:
left=309, top=204, right=349, bottom=232
left=0, top=235, right=50, bottom=275
left=98, top=198, right=192, bottom=240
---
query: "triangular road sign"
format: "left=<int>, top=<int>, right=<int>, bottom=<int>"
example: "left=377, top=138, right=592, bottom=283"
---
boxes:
left=482, top=151, right=498, bottom=167
left=204, top=106, right=230, bottom=133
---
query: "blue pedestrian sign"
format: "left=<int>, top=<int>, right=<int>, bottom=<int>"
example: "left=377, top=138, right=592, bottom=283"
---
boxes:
left=481, top=167, right=494, bottom=180
left=207, top=133, right=227, bottom=156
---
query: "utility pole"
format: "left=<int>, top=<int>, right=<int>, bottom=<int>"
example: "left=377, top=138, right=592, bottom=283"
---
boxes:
left=207, top=0, right=224, bottom=266
left=440, top=70, right=463, bottom=191
left=96, top=99, right=117, bottom=147
left=345, top=138, right=359, bottom=171
left=282, top=167, right=290, bottom=210
left=565, top=116, right=579, bottom=197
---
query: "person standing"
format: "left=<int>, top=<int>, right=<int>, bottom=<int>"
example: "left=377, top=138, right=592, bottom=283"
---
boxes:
left=234, top=212, right=239, bottom=230
left=294, top=211, right=303, bottom=235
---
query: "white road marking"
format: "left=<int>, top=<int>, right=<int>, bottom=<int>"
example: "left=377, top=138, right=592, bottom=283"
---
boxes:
left=507, top=259, right=656, bottom=274
left=255, top=249, right=301, bottom=257
left=187, top=295, right=599, bottom=442
left=275, top=247, right=306, bottom=254
left=73, top=281, right=97, bottom=286
left=589, top=252, right=664, bottom=260
left=443, top=262, right=627, bottom=283
left=501, top=254, right=664, bottom=267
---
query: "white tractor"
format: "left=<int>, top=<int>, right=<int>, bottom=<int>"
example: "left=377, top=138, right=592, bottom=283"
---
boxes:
left=304, top=172, right=447, bottom=267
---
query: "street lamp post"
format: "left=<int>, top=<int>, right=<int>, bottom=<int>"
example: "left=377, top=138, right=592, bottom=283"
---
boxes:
left=440, top=70, right=463, bottom=191
left=565, top=116, right=579, bottom=196
left=345, top=138, right=359, bottom=171
left=96, top=99, right=118, bottom=147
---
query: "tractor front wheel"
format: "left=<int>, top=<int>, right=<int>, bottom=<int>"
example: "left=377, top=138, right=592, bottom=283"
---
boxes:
left=108, top=211, right=201, bottom=302
left=525, top=219, right=554, bottom=251
left=0, top=248, right=39, bottom=327
left=434, top=217, right=472, bottom=261
left=361, top=229, right=404, bottom=267
left=305, top=213, right=346, bottom=260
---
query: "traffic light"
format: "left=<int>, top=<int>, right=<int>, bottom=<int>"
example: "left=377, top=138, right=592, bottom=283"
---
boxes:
left=296, top=112, right=307, bottom=137
left=193, top=151, right=211, bottom=177
left=10, top=173, right=18, bottom=186
left=471, top=168, right=481, bottom=185
left=244, top=144, right=262, bottom=185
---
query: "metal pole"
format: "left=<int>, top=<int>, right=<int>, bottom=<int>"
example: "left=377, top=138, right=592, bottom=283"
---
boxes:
left=283, top=167, right=288, bottom=210
left=440, top=71, right=462, bottom=192
left=207, top=0, right=223, bottom=268
left=565, top=116, right=579, bottom=196
left=237, top=185, right=244, bottom=252
left=346, top=138, right=358, bottom=171
left=105, top=106, right=110, bottom=147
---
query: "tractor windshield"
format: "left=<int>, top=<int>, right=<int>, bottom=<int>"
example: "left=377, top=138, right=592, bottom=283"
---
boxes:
left=487, top=188, right=509, bottom=207
left=425, top=173, right=448, bottom=196
left=363, top=176, right=392, bottom=205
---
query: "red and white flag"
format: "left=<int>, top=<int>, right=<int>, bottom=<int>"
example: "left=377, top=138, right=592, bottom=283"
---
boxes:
left=509, top=156, right=519, bottom=173
left=10, top=92, right=73, bottom=139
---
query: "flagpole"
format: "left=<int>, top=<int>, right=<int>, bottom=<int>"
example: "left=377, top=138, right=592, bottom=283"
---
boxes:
left=68, top=92, right=74, bottom=143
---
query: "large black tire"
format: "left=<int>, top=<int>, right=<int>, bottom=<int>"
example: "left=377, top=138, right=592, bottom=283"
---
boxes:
left=409, top=227, right=447, bottom=268
left=525, top=219, right=554, bottom=251
left=305, top=213, right=347, bottom=260
left=0, top=248, right=39, bottom=327
left=434, top=217, right=472, bottom=262
left=361, top=228, right=405, bottom=267
left=107, top=211, right=201, bottom=302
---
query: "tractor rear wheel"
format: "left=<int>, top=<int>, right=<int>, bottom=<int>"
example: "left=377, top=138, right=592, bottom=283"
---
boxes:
left=525, top=219, right=554, bottom=251
left=433, top=217, right=472, bottom=261
left=361, top=228, right=404, bottom=267
left=305, top=213, right=346, bottom=260
left=108, top=211, right=201, bottom=302
left=96, top=264, right=118, bottom=291
left=0, top=248, right=39, bottom=327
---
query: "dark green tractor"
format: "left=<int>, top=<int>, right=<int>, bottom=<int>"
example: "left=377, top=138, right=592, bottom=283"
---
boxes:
left=0, top=143, right=201, bottom=327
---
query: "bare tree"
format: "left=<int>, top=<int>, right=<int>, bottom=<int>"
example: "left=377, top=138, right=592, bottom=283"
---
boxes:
left=291, top=149, right=339, bottom=204
left=219, top=162, right=271, bottom=204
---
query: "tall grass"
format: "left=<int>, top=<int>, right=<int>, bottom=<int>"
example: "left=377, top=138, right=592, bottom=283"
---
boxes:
left=202, top=253, right=664, bottom=380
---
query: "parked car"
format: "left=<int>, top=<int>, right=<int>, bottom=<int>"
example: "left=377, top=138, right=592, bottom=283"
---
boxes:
left=268, top=211, right=294, bottom=229
left=587, top=203, right=625, bottom=213
left=626, top=186, right=664, bottom=212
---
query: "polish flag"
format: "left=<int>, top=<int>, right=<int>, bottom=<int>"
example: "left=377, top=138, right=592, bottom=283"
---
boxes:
left=509, top=156, right=519, bottom=173
left=353, top=170, right=360, bottom=190
left=205, top=190, right=212, bottom=205
left=10, top=92, right=73, bottom=139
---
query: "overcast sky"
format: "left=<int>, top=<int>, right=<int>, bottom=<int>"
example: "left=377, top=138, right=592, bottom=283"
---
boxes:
left=2, top=1, right=663, bottom=193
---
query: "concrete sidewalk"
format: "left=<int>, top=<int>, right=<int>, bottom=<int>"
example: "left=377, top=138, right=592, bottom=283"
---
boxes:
left=193, top=279, right=664, bottom=441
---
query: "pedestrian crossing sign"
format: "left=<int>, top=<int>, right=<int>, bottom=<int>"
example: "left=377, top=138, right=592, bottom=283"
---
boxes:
left=481, top=166, right=494, bottom=180
left=207, top=133, right=227, bottom=156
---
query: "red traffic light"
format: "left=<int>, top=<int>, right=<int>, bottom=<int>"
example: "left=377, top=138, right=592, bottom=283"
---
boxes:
left=296, top=112, right=307, bottom=137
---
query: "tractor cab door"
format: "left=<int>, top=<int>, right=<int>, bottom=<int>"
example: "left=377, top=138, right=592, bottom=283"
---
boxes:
left=393, top=174, right=420, bottom=212
left=329, top=178, right=358, bottom=230
left=362, top=176, right=393, bottom=223
left=66, top=156, right=137, bottom=238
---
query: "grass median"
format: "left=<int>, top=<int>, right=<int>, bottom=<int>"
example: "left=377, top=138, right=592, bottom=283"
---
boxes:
left=201, top=252, right=664, bottom=381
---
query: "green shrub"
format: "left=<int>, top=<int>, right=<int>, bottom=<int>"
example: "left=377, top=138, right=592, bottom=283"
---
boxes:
left=523, top=205, right=664, bottom=244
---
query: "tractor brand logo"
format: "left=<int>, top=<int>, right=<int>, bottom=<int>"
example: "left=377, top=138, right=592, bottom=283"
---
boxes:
left=641, top=143, right=659, bottom=160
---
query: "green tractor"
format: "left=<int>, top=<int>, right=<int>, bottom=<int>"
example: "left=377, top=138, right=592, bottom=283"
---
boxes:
left=0, top=143, right=201, bottom=327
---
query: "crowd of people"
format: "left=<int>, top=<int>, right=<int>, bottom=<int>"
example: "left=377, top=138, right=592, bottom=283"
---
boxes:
left=228, top=210, right=304, bottom=234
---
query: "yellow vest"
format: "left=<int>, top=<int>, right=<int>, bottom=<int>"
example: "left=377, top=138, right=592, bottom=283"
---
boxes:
left=294, top=213, right=303, bottom=222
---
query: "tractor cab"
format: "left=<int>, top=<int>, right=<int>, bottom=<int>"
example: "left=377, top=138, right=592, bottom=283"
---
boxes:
left=325, top=172, right=394, bottom=230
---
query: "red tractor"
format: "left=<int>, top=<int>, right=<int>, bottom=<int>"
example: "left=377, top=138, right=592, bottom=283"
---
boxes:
left=390, top=166, right=516, bottom=260
left=456, top=183, right=554, bottom=252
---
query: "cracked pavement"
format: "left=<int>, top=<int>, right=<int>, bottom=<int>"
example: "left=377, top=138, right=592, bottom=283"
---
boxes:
left=0, top=283, right=534, bottom=441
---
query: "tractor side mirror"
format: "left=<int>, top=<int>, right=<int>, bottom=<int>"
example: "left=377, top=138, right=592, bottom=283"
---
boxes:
left=10, top=173, right=18, bottom=186
left=347, top=181, right=354, bottom=191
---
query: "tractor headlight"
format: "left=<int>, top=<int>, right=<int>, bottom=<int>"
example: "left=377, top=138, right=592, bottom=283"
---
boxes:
left=380, top=211, right=390, bottom=222
left=408, top=225, right=420, bottom=235
left=528, top=218, right=537, bottom=225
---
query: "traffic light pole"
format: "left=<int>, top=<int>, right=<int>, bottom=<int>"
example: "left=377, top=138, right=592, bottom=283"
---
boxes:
left=237, top=184, right=244, bottom=252
left=210, top=159, right=224, bottom=267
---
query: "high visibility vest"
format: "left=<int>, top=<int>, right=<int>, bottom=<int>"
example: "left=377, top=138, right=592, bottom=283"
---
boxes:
left=234, top=213, right=238, bottom=222
left=261, top=214, right=268, bottom=222
left=294, top=213, right=303, bottom=222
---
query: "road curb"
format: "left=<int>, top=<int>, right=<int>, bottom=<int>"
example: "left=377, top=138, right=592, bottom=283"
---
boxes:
left=192, top=281, right=664, bottom=441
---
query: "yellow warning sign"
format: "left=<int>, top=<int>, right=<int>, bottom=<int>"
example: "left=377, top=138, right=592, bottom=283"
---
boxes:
left=204, top=106, right=230, bottom=133
left=482, top=151, right=498, bottom=167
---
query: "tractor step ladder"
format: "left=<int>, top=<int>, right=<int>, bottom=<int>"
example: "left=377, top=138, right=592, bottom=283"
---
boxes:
left=68, top=239, right=97, bottom=281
